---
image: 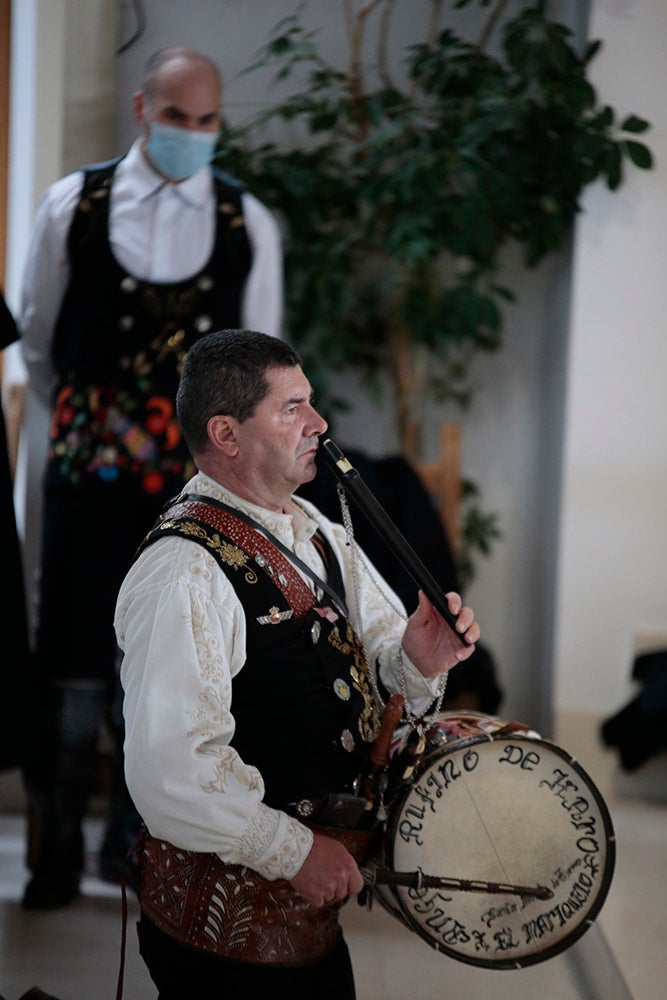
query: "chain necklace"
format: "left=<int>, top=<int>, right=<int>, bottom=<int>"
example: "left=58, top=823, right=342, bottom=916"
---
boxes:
left=336, top=484, right=448, bottom=734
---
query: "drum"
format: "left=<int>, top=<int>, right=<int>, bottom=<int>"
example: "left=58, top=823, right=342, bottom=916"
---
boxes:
left=368, top=711, right=615, bottom=970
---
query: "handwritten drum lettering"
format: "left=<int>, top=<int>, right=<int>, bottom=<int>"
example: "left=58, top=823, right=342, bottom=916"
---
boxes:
left=540, top=768, right=601, bottom=842
left=410, top=781, right=440, bottom=814
left=409, top=888, right=473, bottom=946
left=398, top=805, right=425, bottom=846
left=372, top=712, right=615, bottom=970
left=493, top=926, right=522, bottom=953
left=522, top=872, right=594, bottom=944
left=481, top=901, right=520, bottom=928
left=498, top=744, right=541, bottom=769
left=550, top=857, right=582, bottom=889
left=411, top=746, right=479, bottom=814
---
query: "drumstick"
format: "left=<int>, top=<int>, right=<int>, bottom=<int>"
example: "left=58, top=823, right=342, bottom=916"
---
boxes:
left=359, top=865, right=553, bottom=901
left=320, top=438, right=472, bottom=643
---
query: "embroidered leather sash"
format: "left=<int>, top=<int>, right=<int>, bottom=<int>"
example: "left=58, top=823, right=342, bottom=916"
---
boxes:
left=138, top=823, right=379, bottom=965
left=154, top=498, right=320, bottom=623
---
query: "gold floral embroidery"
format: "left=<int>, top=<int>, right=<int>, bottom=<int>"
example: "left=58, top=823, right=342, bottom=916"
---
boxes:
left=158, top=519, right=258, bottom=583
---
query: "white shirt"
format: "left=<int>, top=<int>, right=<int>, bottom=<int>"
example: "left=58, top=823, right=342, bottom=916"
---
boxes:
left=19, top=139, right=284, bottom=404
left=114, top=472, right=442, bottom=881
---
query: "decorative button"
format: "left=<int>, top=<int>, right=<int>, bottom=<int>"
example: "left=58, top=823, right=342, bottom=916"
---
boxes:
left=119, top=315, right=134, bottom=330
left=341, top=729, right=355, bottom=752
left=295, top=799, right=315, bottom=817
left=310, top=621, right=321, bottom=644
left=120, top=276, right=138, bottom=293
left=194, top=315, right=212, bottom=332
left=197, top=274, right=213, bottom=291
left=333, top=679, right=351, bottom=701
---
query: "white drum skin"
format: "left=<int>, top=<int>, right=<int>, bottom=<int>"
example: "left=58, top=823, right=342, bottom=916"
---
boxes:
left=372, top=712, right=616, bottom=969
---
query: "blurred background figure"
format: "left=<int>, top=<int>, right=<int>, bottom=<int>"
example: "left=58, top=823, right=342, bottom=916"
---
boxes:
left=17, top=45, right=283, bottom=909
left=0, top=290, right=30, bottom=776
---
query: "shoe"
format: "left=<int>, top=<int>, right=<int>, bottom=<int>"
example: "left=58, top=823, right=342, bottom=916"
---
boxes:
left=21, top=870, right=80, bottom=910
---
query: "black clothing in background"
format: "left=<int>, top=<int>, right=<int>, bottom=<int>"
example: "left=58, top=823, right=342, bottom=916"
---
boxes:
left=0, top=291, right=30, bottom=771
left=298, top=446, right=503, bottom=714
left=601, top=648, right=667, bottom=771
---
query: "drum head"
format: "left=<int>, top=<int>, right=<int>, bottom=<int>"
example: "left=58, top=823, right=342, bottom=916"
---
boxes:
left=381, top=726, right=615, bottom=969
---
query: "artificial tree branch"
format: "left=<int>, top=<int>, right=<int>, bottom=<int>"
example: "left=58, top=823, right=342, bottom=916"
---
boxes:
left=389, top=326, right=421, bottom=458
left=478, top=0, right=511, bottom=51
left=346, top=0, right=385, bottom=141
left=408, top=0, right=444, bottom=99
left=426, top=0, right=444, bottom=44
left=377, top=0, right=396, bottom=90
left=346, top=0, right=385, bottom=92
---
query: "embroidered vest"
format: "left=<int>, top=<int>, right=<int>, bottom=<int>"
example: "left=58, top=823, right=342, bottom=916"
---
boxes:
left=48, top=157, right=252, bottom=496
left=141, top=497, right=381, bottom=804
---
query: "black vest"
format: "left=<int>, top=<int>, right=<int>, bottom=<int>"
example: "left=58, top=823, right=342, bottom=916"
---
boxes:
left=141, top=506, right=381, bottom=806
left=47, top=157, right=252, bottom=493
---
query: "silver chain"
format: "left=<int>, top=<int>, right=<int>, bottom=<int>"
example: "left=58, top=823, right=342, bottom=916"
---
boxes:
left=336, top=484, right=448, bottom=733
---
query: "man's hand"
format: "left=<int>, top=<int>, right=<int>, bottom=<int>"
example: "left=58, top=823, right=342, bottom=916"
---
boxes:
left=289, top=833, right=364, bottom=907
left=402, top=590, right=480, bottom=678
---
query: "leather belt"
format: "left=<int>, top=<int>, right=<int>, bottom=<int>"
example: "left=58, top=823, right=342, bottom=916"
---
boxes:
left=283, top=792, right=370, bottom=828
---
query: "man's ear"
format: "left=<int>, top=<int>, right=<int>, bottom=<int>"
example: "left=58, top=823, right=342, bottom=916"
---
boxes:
left=207, top=413, right=239, bottom=456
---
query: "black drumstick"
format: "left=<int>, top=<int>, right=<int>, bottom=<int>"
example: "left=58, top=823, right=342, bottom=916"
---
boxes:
left=360, top=864, right=553, bottom=900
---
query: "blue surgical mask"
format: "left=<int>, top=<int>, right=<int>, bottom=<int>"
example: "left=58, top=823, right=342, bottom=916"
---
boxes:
left=145, top=122, right=218, bottom=181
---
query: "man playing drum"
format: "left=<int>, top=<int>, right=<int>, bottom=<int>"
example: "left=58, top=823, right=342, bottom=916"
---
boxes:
left=114, top=328, right=480, bottom=998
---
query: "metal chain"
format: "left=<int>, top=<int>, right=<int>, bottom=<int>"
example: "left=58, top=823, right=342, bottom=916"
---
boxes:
left=336, top=484, right=448, bottom=732
left=337, top=485, right=386, bottom=716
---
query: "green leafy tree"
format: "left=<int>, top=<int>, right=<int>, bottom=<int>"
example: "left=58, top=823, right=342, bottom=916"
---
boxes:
left=216, top=0, right=652, bottom=582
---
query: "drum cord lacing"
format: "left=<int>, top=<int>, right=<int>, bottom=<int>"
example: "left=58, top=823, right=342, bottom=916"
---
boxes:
left=336, top=483, right=447, bottom=734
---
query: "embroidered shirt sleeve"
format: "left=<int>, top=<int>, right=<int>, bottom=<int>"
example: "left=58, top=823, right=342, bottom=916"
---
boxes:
left=116, top=535, right=312, bottom=875
left=234, top=802, right=314, bottom=880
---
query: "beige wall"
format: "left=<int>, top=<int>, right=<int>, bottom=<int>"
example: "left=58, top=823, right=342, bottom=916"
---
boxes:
left=554, top=0, right=667, bottom=714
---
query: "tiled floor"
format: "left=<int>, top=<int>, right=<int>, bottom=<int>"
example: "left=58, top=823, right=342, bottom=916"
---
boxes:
left=0, top=778, right=665, bottom=999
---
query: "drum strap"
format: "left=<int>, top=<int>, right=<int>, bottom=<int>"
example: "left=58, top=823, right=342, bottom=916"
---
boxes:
left=172, top=493, right=348, bottom=616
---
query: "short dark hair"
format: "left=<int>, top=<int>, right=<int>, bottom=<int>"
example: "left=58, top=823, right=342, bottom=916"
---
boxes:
left=176, top=329, right=302, bottom=454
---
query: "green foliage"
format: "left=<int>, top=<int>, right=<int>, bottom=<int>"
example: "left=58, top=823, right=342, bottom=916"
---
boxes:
left=458, top=478, right=503, bottom=589
left=215, top=0, right=652, bottom=581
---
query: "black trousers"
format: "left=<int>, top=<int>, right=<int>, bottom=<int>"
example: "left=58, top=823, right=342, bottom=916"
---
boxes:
left=138, top=911, right=357, bottom=999
left=26, top=474, right=176, bottom=878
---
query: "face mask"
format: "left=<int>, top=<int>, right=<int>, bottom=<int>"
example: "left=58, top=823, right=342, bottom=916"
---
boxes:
left=145, top=122, right=218, bottom=181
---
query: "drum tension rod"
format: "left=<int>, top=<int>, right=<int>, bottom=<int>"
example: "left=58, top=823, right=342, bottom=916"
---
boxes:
left=359, top=865, right=554, bottom=900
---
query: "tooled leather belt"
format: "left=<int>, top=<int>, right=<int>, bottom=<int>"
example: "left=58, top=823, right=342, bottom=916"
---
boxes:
left=137, top=820, right=379, bottom=966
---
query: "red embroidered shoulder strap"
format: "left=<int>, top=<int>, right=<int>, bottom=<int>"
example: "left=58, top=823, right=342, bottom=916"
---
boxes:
left=156, top=498, right=317, bottom=623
